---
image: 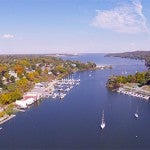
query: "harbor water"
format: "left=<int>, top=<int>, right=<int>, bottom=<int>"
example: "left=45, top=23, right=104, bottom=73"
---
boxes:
left=0, top=54, right=150, bottom=149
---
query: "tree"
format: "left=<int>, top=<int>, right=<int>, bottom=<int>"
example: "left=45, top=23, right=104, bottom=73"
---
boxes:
left=18, top=59, right=30, bottom=67
left=87, top=61, right=96, bottom=68
left=44, top=69, right=48, bottom=74
left=36, top=67, right=42, bottom=75
left=106, top=76, right=120, bottom=89
left=9, top=90, right=22, bottom=102
left=26, top=73, right=35, bottom=81
left=33, top=71, right=39, bottom=78
left=51, top=69, right=58, bottom=76
left=16, top=78, right=31, bottom=92
left=127, top=75, right=133, bottom=83
left=145, top=71, right=150, bottom=85
left=10, top=76, right=15, bottom=83
left=5, top=104, right=14, bottom=115
left=31, top=64, right=36, bottom=70
left=0, top=75, right=3, bottom=88
left=0, top=90, right=22, bottom=105
left=0, top=93, right=11, bottom=105
left=0, top=64, right=7, bottom=73
left=56, top=65, right=67, bottom=73
left=14, top=65, right=25, bottom=75
left=4, top=71, right=10, bottom=82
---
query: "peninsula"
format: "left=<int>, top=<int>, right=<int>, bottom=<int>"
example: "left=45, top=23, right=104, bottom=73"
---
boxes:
left=0, top=54, right=97, bottom=124
left=106, top=51, right=150, bottom=100
left=105, top=51, right=150, bottom=67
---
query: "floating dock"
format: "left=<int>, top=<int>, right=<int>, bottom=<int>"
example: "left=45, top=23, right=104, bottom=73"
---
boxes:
left=0, top=114, right=16, bottom=125
left=117, top=86, right=150, bottom=100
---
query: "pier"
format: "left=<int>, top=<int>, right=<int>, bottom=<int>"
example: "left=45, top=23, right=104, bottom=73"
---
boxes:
left=0, top=114, right=16, bottom=125
left=117, top=85, right=150, bottom=100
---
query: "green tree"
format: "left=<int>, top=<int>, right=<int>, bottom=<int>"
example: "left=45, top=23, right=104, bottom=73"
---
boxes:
left=10, top=76, right=15, bottom=83
left=36, top=67, right=42, bottom=75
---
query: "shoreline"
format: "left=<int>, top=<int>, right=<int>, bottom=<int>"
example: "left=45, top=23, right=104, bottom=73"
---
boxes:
left=105, top=51, right=150, bottom=68
left=107, top=82, right=150, bottom=101
left=0, top=71, right=79, bottom=125
left=117, top=85, right=150, bottom=100
left=0, top=64, right=110, bottom=125
left=0, top=79, right=59, bottom=126
left=0, top=114, right=16, bottom=125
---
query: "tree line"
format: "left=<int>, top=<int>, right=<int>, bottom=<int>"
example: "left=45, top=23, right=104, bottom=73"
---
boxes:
left=0, top=55, right=96, bottom=105
left=107, top=71, right=150, bottom=89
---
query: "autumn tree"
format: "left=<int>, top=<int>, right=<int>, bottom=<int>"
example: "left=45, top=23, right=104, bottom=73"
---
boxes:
left=16, top=78, right=31, bottom=92
left=14, top=65, right=25, bottom=75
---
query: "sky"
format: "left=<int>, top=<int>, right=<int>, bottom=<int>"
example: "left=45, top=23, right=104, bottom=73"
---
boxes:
left=0, top=0, right=150, bottom=54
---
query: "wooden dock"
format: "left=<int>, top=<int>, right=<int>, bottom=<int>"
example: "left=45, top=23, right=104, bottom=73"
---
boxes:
left=0, top=114, right=16, bottom=125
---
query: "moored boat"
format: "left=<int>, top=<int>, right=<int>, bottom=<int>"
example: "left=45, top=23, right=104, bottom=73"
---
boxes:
left=101, top=110, right=105, bottom=129
left=134, top=107, right=139, bottom=118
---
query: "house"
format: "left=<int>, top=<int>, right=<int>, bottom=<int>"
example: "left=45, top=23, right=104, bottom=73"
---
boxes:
left=9, top=71, right=18, bottom=78
left=0, top=88, right=2, bottom=93
left=23, top=92, right=42, bottom=100
left=35, top=83, right=44, bottom=88
left=41, top=66, right=46, bottom=71
left=15, top=100, right=27, bottom=109
left=48, top=71, right=52, bottom=75
left=25, top=98, right=35, bottom=105
left=71, top=64, right=76, bottom=67
left=0, top=107, right=4, bottom=113
left=2, top=76, right=6, bottom=81
left=15, top=97, right=35, bottom=108
left=9, top=70, right=20, bottom=81
left=26, top=68, right=35, bottom=73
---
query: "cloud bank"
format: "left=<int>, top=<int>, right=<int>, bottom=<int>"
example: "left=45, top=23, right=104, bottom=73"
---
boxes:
left=92, top=0, right=149, bottom=34
left=1, top=34, right=15, bottom=39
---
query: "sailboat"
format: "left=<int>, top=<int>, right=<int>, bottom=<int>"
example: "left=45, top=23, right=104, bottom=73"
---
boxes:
left=101, top=110, right=105, bottom=129
left=134, top=107, right=139, bottom=118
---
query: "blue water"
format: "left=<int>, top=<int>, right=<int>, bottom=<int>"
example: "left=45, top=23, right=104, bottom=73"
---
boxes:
left=0, top=54, right=149, bottom=149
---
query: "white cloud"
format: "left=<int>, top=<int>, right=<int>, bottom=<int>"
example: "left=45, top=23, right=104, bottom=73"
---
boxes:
left=1, top=34, right=15, bottom=39
left=92, top=0, right=149, bottom=34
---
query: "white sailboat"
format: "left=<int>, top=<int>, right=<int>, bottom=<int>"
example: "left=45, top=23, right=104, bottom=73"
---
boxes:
left=101, top=110, right=105, bottom=129
left=134, top=107, right=139, bottom=118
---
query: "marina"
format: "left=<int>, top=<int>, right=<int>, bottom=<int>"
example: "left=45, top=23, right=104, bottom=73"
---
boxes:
left=51, top=78, right=80, bottom=99
left=0, top=78, right=81, bottom=126
left=14, top=78, right=80, bottom=110
left=117, top=86, right=150, bottom=100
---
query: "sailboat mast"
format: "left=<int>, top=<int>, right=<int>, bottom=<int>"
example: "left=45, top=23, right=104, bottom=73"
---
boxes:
left=102, top=110, right=104, bottom=123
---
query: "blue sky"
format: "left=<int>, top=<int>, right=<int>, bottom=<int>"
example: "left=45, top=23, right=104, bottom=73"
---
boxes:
left=0, top=0, right=150, bottom=54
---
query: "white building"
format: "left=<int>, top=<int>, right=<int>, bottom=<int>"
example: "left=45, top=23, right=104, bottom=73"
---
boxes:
left=23, top=92, right=42, bottom=100
left=15, top=97, right=35, bottom=108
left=9, top=71, right=18, bottom=78
left=15, top=100, right=27, bottom=109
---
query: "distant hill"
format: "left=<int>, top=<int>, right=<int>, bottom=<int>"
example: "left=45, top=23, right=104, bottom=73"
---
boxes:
left=105, top=51, right=150, bottom=67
